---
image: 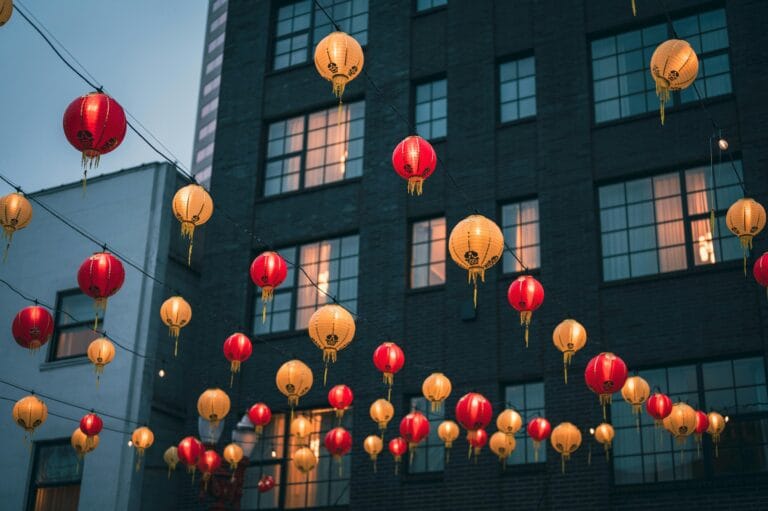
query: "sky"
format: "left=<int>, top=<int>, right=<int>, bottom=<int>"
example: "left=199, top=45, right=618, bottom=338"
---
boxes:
left=0, top=0, right=208, bottom=192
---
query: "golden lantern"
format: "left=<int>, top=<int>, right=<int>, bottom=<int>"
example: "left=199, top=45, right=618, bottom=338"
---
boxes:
left=370, top=398, right=394, bottom=433
left=87, top=337, right=115, bottom=383
left=160, top=296, right=192, bottom=357
left=489, top=431, right=516, bottom=464
left=197, top=388, right=231, bottom=430
left=726, top=197, right=766, bottom=273
left=131, top=426, right=154, bottom=470
left=293, top=446, right=317, bottom=474
left=172, top=184, right=213, bottom=265
left=707, top=411, right=726, bottom=457
left=422, top=372, right=452, bottom=413
left=650, top=39, right=699, bottom=124
left=437, top=419, right=460, bottom=463
left=0, top=192, right=32, bottom=259
left=71, top=428, right=99, bottom=458
left=663, top=402, right=697, bottom=462
left=164, top=446, right=179, bottom=478
left=12, top=395, right=47, bottom=438
left=291, top=415, right=313, bottom=445
left=621, top=376, right=650, bottom=429
left=363, top=434, right=383, bottom=472
left=308, top=304, right=355, bottom=384
left=276, top=359, right=313, bottom=412
left=313, top=31, right=364, bottom=101
left=448, top=214, right=505, bottom=307
left=496, top=409, right=523, bottom=438
left=0, top=0, right=13, bottom=27
left=550, top=422, right=582, bottom=473
left=593, top=423, right=615, bottom=460
left=552, top=319, right=587, bottom=383
left=223, top=443, right=244, bottom=470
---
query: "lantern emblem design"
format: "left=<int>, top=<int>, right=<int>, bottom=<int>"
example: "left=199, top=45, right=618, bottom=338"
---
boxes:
left=550, top=422, right=582, bottom=473
left=496, top=409, right=523, bottom=437
left=621, top=376, right=651, bottom=428
left=391, top=135, right=438, bottom=195
left=490, top=431, right=516, bottom=463
left=422, top=372, right=452, bottom=413
left=526, top=417, right=551, bottom=462
left=78, top=251, right=126, bottom=328
left=172, top=184, right=214, bottom=265
left=276, top=359, right=313, bottom=410
left=223, top=333, right=253, bottom=386
left=248, top=402, right=272, bottom=438
left=12, top=305, right=54, bottom=351
left=663, top=403, right=697, bottom=460
left=584, top=352, right=629, bottom=418
left=164, top=446, right=179, bottom=478
left=250, top=251, right=288, bottom=322
left=707, top=411, right=726, bottom=457
left=79, top=413, right=103, bottom=450
left=438, top=420, right=460, bottom=463
left=13, top=395, right=47, bottom=439
left=87, top=337, right=115, bottom=383
left=370, top=398, right=394, bottom=432
left=373, top=342, right=405, bottom=401
left=593, top=423, right=615, bottom=460
left=198, top=450, right=222, bottom=490
left=328, top=384, right=354, bottom=420
left=324, top=427, right=352, bottom=475
left=448, top=214, right=505, bottom=307
left=388, top=437, right=408, bottom=475
left=646, top=392, right=673, bottom=428
left=468, top=428, right=488, bottom=461
left=314, top=31, right=364, bottom=101
left=131, top=426, right=154, bottom=470
left=363, top=435, right=383, bottom=472
left=308, top=304, right=356, bottom=384
left=0, top=0, right=13, bottom=26
left=293, top=446, right=318, bottom=474
left=0, top=192, right=32, bottom=259
left=455, top=393, right=493, bottom=440
left=197, top=388, right=231, bottom=430
left=177, top=436, right=204, bottom=477
left=71, top=427, right=99, bottom=458
left=726, top=197, right=766, bottom=273
left=223, top=443, right=244, bottom=470
left=552, top=319, right=586, bottom=382
left=507, top=275, right=545, bottom=347
left=160, top=296, right=192, bottom=357
left=649, top=39, right=699, bottom=124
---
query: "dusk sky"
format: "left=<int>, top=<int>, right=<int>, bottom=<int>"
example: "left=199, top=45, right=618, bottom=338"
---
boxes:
left=0, top=0, right=207, bottom=192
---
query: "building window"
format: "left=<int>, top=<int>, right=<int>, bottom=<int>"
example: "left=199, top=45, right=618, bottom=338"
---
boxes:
left=408, top=397, right=445, bottom=473
left=208, top=32, right=225, bottom=53
left=264, top=101, right=365, bottom=196
left=410, top=217, right=446, bottom=288
left=50, top=291, right=100, bottom=361
left=416, top=0, right=446, bottom=11
left=254, top=235, right=359, bottom=334
left=501, top=199, right=540, bottom=273
left=273, top=0, right=369, bottom=71
left=504, top=382, right=546, bottom=465
left=200, top=97, right=219, bottom=118
left=499, top=56, right=536, bottom=122
left=598, top=160, right=742, bottom=281
left=27, top=440, right=82, bottom=511
left=212, top=0, right=227, bottom=12
left=206, top=54, right=223, bottom=74
left=209, top=11, right=227, bottom=32
left=196, top=143, right=215, bottom=164
left=202, top=76, right=221, bottom=96
left=415, top=79, right=447, bottom=140
left=591, top=8, right=731, bottom=123
left=241, top=413, right=287, bottom=510
left=612, top=356, right=768, bottom=485
left=198, top=119, right=217, bottom=141
left=195, top=166, right=212, bottom=187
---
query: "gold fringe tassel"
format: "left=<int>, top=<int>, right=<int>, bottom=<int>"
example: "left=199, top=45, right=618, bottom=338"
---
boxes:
left=656, top=84, right=669, bottom=125
left=631, top=0, right=637, bottom=16
left=407, top=177, right=424, bottom=196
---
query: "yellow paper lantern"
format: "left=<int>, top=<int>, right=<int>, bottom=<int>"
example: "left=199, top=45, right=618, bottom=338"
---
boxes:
left=0, top=0, right=13, bottom=27
left=197, top=388, right=230, bottom=430
left=621, top=376, right=651, bottom=425
left=707, top=411, right=726, bottom=457
left=650, top=39, right=699, bottom=124
left=437, top=420, right=460, bottom=464
left=71, top=428, right=99, bottom=458
left=448, top=214, right=505, bottom=307
left=12, top=395, right=47, bottom=438
left=363, top=434, right=383, bottom=472
left=160, top=296, right=192, bottom=357
left=163, top=446, right=179, bottom=478
left=663, top=402, right=697, bottom=444
left=369, top=398, right=394, bottom=432
left=552, top=319, right=587, bottom=384
left=496, top=409, right=523, bottom=437
left=291, top=415, right=313, bottom=445
left=223, top=443, right=244, bottom=470
left=131, top=426, right=154, bottom=470
left=87, top=337, right=115, bottom=382
left=489, top=431, right=516, bottom=463
left=293, top=446, right=317, bottom=474
left=313, top=31, right=364, bottom=100
left=422, top=372, right=452, bottom=413
left=276, top=359, right=313, bottom=409
left=0, top=192, right=32, bottom=258
left=593, top=423, right=615, bottom=460
left=726, top=197, right=766, bottom=273
left=550, top=422, right=582, bottom=473
left=308, top=304, right=355, bottom=384
left=172, top=184, right=213, bottom=265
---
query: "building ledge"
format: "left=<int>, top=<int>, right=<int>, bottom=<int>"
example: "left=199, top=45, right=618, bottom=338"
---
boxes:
left=39, top=356, right=91, bottom=372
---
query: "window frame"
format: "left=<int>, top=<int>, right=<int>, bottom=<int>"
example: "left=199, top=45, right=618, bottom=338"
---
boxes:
left=404, top=396, right=446, bottom=476
left=412, top=75, right=448, bottom=142
left=26, top=438, right=82, bottom=511
left=503, top=381, right=547, bottom=467
left=497, top=54, right=537, bottom=125
left=413, top=0, right=447, bottom=15
left=499, top=197, right=541, bottom=275
left=47, top=289, right=100, bottom=362
left=408, top=216, right=447, bottom=290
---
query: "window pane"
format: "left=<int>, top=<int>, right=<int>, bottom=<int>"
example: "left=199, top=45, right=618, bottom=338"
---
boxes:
left=411, top=218, right=446, bottom=288
left=31, top=442, right=82, bottom=511
left=415, top=79, right=447, bottom=139
left=500, top=57, right=536, bottom=122
left=505, top=382, right=545, bottom=465
left=502, top=200, right=540, bottom=273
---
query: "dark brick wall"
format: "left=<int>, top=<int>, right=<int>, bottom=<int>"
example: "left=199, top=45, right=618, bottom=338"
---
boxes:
left=186, top=0, right=768, bottom=509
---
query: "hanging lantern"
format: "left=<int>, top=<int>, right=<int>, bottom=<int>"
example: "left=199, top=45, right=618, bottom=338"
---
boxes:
left=0, top=192, right=32, bottom=259
left=649, top=39, right=699, bottom=124
left=391, top=135, right=438, bottom=195
left=422, top=372, right=452, bottom=413
left=79, top=413, right=103, bottom=450
left=63, top=92, right=127, bottom=184
left=328, top=384, right=354, bottom=419
left=496, top=409, right=523, bottom=438
left=550, top=422, right=582, bottom=473
left=507, top=275, right=545, bottom=348
left=291, top=415, right=313, bottom=445
left=308, top=304, right=356, bottom=384
left=388, top=437, right=408, bottom=475
left=324, top=427, right=352, bottom=475
left=663, top=402, right=697, bottom=462
left=363, top=434, right=383, bottom=472
left=372, top=342, right=405, bottom=401
left=726, top=197, right=766, bottom=273
left=12, top=305, right=54, bottom=351
left=584, top=352, right=628, bottom=419
left=172, top=184, right=213, bottom=265
left=247, top=403, right=272, bottom=438
left=370, top=398, right=394, bottom=433
left=223, top=443, right=244, bottom=470
left=448, top=214, right=505, bottom=307
left=159, top=296, right=192, bottom=357
left=294, top=446, right=318, bottom=474
left=455, top=392, right=493, bottom=439
left=468, top=428, right=488, bottom=461
left=258, top=475, right=276, bottom=493
left=77, top=251, right=125, bottom=329
left=621, top=376, right=651, bottom=424
left=71, top=428, right=99, bottom=458
left=527, top=417, right=552, bottom=462
left=222, top=333, right=252, bottom=387
left=276, top=359, right=313, bottom=411
left=12, top=395, right=47, bottom=439
left=753, top=252, right=768, bottom=298
left=707, top=411, right=726, bottom=457
left=250, top=251, right=288, bottom=323
left=0, top=0, right=12, bottom=26
left=399, top=411, right=430, bottom=457
left=438, top=420, right=460, bottom=463
left=87, top=337, right=115, bottom=383
left=313, top=31, right=364, bottom=101
left=489, top=431, right=516, bottom=463
left=694, top=410, right=709, bottom=456
left=177, top=436, right=204, bottom=477
left=552, top=319, right=586, bottom=382
left=198, top=450, right=222, bottom=490
left=131, top=426, right=154, bottom=470
left=197, top=388, right=231, bottom=431
left=646, top=392, right=673, bottom=428
left=164, top=446, right=179, bottom=478
left=593, top=423, right=615, bottom=460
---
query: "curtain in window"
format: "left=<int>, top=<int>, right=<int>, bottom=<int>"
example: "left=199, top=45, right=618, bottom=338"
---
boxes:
left=653, top=174, right=686, bottom=272
left=34, top=486, right=81, bottom=511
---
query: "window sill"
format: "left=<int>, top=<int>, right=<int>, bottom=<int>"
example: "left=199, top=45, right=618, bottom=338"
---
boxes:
left=592, top=94, right=734, bottom=129
left=600, top=259, right=742, bottom=289
left=412, top=5, right=447, bottom=17
left=265, top=60, right=314, bottom=78
left=256, top=177, right=362, bottom=204
left=497, top=116, right=536, bottom=129
left=40, top=356, right=90, bottom=372
left=406, top=284, right=446, bottom=295
left=250, top=329, right=309, bottom=343
left=499, top=267, right=542, bottom=281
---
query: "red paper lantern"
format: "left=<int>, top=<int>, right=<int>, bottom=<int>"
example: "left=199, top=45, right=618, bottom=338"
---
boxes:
left=328, top=384, right=354, bottom=419
left=223, top=333, right=253, bottom=386
left=468, top=428, right=488, bottom=460
left=248, top=403, right=272, bottom=437
left=391, top=135, right=438, bottom=195
left=584, top=352, right=628, bottom=418
left=197, top=449, right=222, bottom=489
left=250, top=251, right=288, bottom=322
left=455, top=392, right=493, bottom=436
left=506, top=275, right=545, bottom=347
left=694, top=409, right=709, bottom=454
left=178, top=436, right=204, bottom=475
left=646, top=393, right=673, bottom=428
left=77, top=251, right=125, bottom=328
left=257, top=474, right=275, bottom=493
left=399, top=411, right=430, bottom=451
left=324, top=427, right=352, bottom=476
left=526, top=417, right=552, bottom=462
left=388, top=437, right=408, bottom=475
left=62, top=92, right=127, bottom=181
left=372, top=342, right=405, bottom=400
left=79, top=413, right=102, bottom=450
left=12, top=305, right=54, bottom=351
left=753, top=252, right=768, bottom=297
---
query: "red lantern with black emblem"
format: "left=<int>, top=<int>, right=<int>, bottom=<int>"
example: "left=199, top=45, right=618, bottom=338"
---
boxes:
left=388, top=437, right=408, bottom=475
left=646, top=392, right=673, bottom=428
left=526, top=417, right=551, bottom=462
left=223, top=333, right=252, bottom=387
left=248, top=403, right=272, bottom=438
left=391, top=135, right=438, bottom=195
left=506, top=275, right=545, bottom=347
left=584, top=352, right=628, bottom=418
left=250, top=251, right=288, bottom=323
left=79, top=413, right=102, bottom=450
left=12, top=305, right=54, bottom=351
left=455, top=392, right=493, bottom=438
left=77, top=251, right=125, bottom=328
left=399, top=411, right=430, bottom=455
left=328, top=384, right=354, bottom=420
left=372, top=342, right=405, bottom=401
left=178, top=436, right=204, bottom=477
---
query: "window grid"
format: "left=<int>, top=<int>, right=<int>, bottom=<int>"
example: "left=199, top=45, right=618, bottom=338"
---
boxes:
left=312, top=0, right=369, bottom=47
left=499, top=57, right=536, bottom=123
left=27, top=440, right=82, bottom=511
left=505, top=382, right=546, bottom=465
left=206, top=54, right=223, bottom=74
left=408, top=397, right=445, bottom=473
left=241, top=413, right=287, bottom=510
left=410, top=217, right=446, bottom=288
left=415, top=79, right=447, bottom=140
left=416, top=0, right=447, bottom=12
left=254, top=247, right=297, bottom=336
left=49, top=291, right=101, bottom=361
left=501, top=200, right=540, bottom=273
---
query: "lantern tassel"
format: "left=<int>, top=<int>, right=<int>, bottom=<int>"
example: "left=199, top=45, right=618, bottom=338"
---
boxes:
left=631, top=0, right=636, bottom=15
left=563, top=352, right=571, bottom=384
left=656, top=83, right=669, bottom=125
left=520, top=311, right=532, bottom=348
left=2, top=234, right=11, bottom=263
left=561, top=456, right=565, bottom=474
left=407, top=177, right=424, bottom=196
left=168, top=467, right=172, bottom=479
left=533, top=441, right=540, bottom=462
left=324, top=363, right=329, bottom=386
left=394, top=461, right=399, bottom=476
left=174, top=337, right=179, bottom=358
left=588, top=443, right=592, bottom=466
left=373, top=458, right=377, bottom=473
left=445, top=447, right=450, bottom=465
left=710, top=209, right=716, bottom=240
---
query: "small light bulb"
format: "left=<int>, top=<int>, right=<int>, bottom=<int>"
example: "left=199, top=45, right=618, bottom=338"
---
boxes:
left=128, top=440, right=133, bottom=447
left=589, top=428, right=595, bottom=435
left=271, top=450, right=277, bottom=458
left=725, top=415, right=730, bottom=423
left=718, top=138, right=729, bottom=151
left=158, top=368, right=166, bottom=378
